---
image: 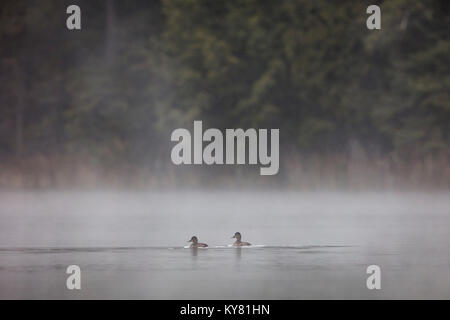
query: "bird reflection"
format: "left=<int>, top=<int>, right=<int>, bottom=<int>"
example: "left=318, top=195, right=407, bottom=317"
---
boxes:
left=234, top=247, right=242, bottom=260
left=190, top=247, right=198, bottom=258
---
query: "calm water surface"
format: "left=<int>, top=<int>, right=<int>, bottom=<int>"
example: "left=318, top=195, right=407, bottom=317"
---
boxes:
left=0, top=191, right=449, bottom=299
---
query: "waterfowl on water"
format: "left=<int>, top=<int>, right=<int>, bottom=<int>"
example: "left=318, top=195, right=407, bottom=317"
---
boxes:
left=188, top=236, right=208, bottom=248
left=231, top=232, right=251, bottom=246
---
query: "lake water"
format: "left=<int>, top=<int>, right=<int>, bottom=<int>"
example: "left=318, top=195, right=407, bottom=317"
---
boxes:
left=0, top=191, right=449, bottom=299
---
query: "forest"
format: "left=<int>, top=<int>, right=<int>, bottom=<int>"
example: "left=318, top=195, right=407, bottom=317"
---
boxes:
left=0, top=0, right=448, bottom=189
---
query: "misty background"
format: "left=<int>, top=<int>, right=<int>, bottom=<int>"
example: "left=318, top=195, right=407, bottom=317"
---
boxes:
left=0, top=0, right=448, bottom=190
left=0, top=0, right=450, bottom=299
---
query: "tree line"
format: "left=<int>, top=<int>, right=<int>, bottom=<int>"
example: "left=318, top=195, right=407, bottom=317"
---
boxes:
left=0, top=0, right=448, bottom=189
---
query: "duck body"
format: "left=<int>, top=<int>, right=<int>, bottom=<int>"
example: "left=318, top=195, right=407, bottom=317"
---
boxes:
left=190, top=242, right=208, bottom=248
left=231, top=232, right=251, bottom=246
left=188, top=236, right=208, bottom=248
left=233, top=240, right=251, bottom=246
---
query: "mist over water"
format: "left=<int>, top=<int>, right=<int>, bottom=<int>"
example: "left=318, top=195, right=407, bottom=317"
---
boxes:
left=0, top=191, right=449, bottom=299
left=1, top=0, right=449, bottom=303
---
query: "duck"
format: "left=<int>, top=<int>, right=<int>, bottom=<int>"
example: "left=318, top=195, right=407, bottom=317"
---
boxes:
left=231, top=232, right=251, bottom=246
left=188, top=236, right=208, bottom=248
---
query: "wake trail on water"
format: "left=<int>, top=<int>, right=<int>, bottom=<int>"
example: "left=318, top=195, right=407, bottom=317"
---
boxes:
left=0, top=245, right=353, bottom=253
left=175, top=244, right=351, bottom=250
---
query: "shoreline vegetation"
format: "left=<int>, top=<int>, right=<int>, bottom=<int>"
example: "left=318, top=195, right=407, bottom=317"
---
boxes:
left=0, top=150, right=447, bottom=190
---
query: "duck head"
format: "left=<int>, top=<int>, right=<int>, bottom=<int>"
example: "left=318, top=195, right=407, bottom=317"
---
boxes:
left=188, top=236, right=198, bottom=244
left=231, top=232, right=242, bottom=241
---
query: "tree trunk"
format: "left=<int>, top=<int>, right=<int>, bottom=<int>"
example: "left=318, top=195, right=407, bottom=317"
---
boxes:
left=105, top=0, right=117, bottom=64
left=12, top=60, right=25, bottom=157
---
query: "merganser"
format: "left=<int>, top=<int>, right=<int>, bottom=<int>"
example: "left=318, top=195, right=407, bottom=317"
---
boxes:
left=188, top=236, right=208, bottom=248
left=231, top=232, right=251, bottom=246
